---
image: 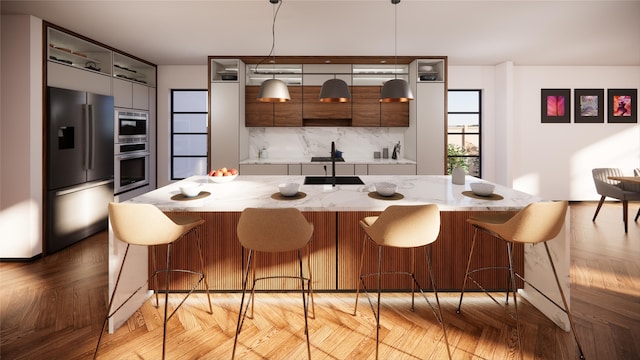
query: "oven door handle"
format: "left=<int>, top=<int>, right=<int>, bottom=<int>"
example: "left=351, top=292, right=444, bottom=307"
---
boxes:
left=115, top=151, right=150, bottom=160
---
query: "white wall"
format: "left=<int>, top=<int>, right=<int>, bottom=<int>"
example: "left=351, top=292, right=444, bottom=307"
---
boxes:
left=0, top=15, right=44, bottom=258
left=450, top=64, right=640, bottom=201
left=156, top=65, right=208, bottom=188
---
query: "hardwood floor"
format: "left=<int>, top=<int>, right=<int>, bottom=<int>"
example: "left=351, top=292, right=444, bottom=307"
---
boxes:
left=1, top=203, right=638, bottom=359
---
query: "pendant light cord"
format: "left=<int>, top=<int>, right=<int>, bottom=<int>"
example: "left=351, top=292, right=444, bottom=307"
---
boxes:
left=393, top=0, right=398, bottom=79
left=255, top=0, right=284, bottom=75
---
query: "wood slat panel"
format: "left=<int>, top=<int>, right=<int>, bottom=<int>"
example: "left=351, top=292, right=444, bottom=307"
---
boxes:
left=337, top=210, right=524, bottom=291
left=152, top=210, right=523, bottom=292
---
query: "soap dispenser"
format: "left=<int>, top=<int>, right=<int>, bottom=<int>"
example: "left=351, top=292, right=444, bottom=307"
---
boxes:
left=452, top=166, right=466, bottom=185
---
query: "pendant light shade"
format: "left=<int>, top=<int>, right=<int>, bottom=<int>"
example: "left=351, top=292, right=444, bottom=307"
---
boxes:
left=319, top=78, right=351, bottom=103
left=380, top=79, right=414, bottom=103
left=380, top=0, right=414, bottom=103
left=258, top=78, right=291, bottom=102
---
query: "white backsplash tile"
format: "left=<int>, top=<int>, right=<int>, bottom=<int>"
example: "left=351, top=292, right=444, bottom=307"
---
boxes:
left=248, top=127, right=407, bottom=161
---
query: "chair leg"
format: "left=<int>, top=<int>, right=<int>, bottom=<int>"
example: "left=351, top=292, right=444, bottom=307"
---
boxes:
left=544, top=242, right=586, bottom=359
left=94, top=244, right=131, bottom=359
left=195, top=229, right=213, bottom=314
left=592, top=196, right=606, bottom=221
left=152, top=246, right=159, bottom=308
left=505, top=242, right=513, bottom=305
left=353, top=233, right=368, bottom=315
left=410, top=248, right=416, bottom=312
left=425, top=245, right=452, bottom=360
left=232, top=249, right=254, bottom=360
left=457, top=228, right=478, bottom=313
left=623, top=200, right=629, bottom=233
left=375, top=245, right=383, bottom=360
left=506, top=242, right=524, bottom=360
left=635, top=207, right=640, bottom=222
left=161, top=243, right=172, bottom=360
left=298, top=249, right=312, bottom=359
left=306, top=243, right=315, bottom=319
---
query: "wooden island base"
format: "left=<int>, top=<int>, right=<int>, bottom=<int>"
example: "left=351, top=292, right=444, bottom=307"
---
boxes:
left=152, top=210, right=523, bottom=292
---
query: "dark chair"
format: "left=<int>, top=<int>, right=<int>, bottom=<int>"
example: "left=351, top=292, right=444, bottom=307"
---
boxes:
left=592, top=168, right=640, bottom=233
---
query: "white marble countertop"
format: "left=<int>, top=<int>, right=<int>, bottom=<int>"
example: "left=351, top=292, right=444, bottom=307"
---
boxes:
left=128, top=175, right=542, bottom=212
left=239, top=157, right=417, bottom=165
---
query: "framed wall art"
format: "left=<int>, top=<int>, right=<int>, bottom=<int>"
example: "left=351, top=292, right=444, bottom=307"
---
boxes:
left=607, top=88, right=637, bottom=123
left=574, top=89, right=604, bottom=123
left=541, top=89, right=571, bottom=123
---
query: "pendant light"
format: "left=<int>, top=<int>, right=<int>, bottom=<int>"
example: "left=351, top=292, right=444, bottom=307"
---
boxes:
left=320, top=77, right=351, bottom=103
left=380, top=0, right=414, bottom=103
left=257, top=0, right=290, bottom=102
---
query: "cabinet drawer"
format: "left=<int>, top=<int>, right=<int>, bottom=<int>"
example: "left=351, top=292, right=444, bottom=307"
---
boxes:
left=239, top=164, right=288, bottom=175
left=367, top=164, right=416, bottom=175
left=301, top=164, right=354, bottom=176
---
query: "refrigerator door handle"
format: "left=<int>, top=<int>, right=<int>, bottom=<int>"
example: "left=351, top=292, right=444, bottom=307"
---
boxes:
left=82, top=103, right=90, bottom=170
left=55, top=179, right=114, bottom=196
left=88, top=104, right=95, bottom=170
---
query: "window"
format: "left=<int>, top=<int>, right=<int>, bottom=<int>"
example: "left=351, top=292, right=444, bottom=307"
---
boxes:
left=447, top=90, right=481, bottom=177
left=171, top=89, right=208, bottom=180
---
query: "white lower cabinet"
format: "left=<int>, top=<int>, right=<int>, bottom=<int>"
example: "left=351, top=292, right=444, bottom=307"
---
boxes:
left=301, top=164, right=354, bottom=176
left=239, top=164, right=288, bottom=175
left=355, top=164, right=368, bottom=175
left=288, top=164, right=302, bottom=175
left=367, top=164, right=416, bottom=175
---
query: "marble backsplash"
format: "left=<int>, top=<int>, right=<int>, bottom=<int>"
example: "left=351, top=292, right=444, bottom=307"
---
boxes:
left=247, top=127, right=408, bottom=161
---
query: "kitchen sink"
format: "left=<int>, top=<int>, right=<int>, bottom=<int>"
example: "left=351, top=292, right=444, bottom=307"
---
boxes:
left=304, top=176, right=364, bottom=185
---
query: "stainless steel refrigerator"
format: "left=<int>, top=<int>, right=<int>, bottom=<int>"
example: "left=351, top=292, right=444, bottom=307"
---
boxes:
left=46, top=87, right=114, bottom=254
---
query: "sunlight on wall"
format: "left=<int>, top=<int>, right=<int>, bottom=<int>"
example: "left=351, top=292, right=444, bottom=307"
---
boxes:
left=513, top=172, right=541, bottom=197
left=0, top=200, right=41, bottom=258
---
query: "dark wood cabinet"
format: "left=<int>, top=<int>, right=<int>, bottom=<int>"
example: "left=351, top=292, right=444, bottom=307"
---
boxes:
left=245, top=86, right=303, bottom=127
left=352, top=86, right=381, bottom=126
left=381, top=99, right=409, bottom=127
left=246, top=85, right=408, bottom=127
left=275, top=86, right=302, bottom=127
left=352, top=86, right=409, bottom=127
left=302, top=86, right=351, bottom=120
left=245, top=86, right=273, bottom=127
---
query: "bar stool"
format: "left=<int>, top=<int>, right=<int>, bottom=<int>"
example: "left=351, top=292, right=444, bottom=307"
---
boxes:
left=456, top=200, right=585, bottom=359
left=94, top=203, right=212, bottom=360
left=232, top=207, right=315, bottom=359
left=353, top=204, right=452, bottom=360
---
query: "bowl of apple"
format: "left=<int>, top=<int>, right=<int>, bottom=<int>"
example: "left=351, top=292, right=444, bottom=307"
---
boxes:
left=208, top=167, right=239, bottom=183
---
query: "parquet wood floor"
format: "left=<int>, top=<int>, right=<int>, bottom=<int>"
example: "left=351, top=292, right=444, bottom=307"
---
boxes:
left=1, top=203, right=638, bottom=359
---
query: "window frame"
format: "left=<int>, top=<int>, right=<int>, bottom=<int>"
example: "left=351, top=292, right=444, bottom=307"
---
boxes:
left=447, top=89, right=482, bottom=178
left=170, top=89, right=209, bottom=180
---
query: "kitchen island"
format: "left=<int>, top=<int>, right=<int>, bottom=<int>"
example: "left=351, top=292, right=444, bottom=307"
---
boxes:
left=109, top=175, right=571, bottom=332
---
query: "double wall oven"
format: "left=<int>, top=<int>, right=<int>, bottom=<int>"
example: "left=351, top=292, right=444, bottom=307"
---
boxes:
left=114, top=109, right=150, bottom=195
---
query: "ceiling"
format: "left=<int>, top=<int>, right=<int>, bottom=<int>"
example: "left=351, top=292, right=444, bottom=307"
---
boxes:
left=2, top=0, right=640, bottom=67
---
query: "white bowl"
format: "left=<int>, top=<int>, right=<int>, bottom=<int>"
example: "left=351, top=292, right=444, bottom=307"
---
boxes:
left=209, top=173, right=238, bottom=183
left=179, top=182, right=202, bottom=197
left=279, top=182, right=300, bottom=197
left=375, top=182, right=397, bottom=197
left=470, top=182, right=495, bottom=196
